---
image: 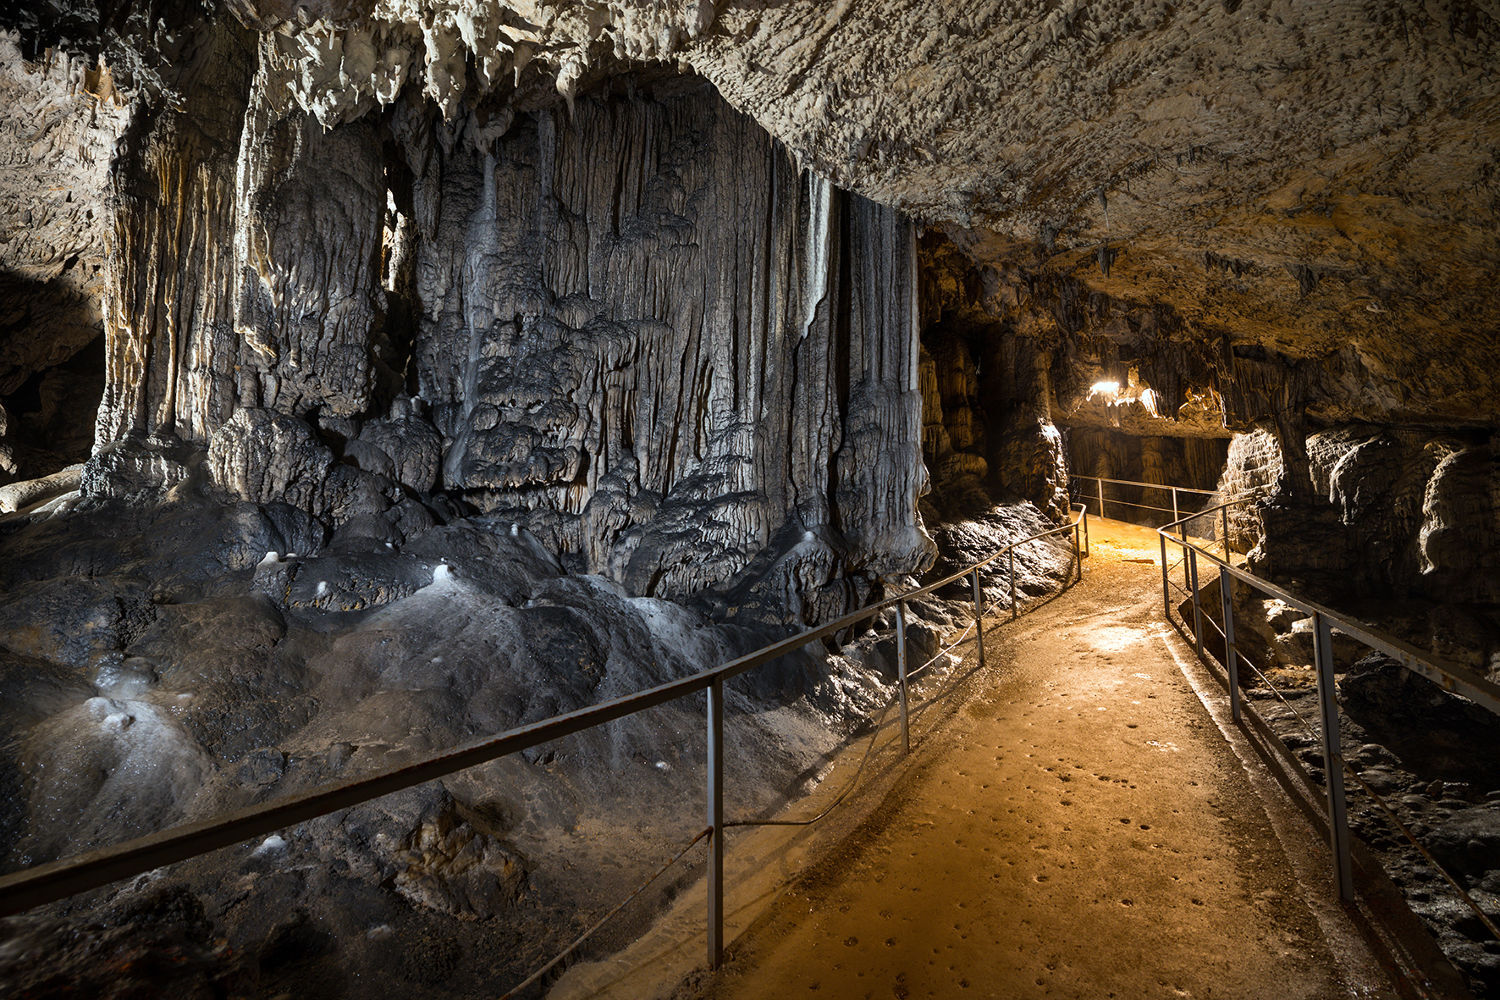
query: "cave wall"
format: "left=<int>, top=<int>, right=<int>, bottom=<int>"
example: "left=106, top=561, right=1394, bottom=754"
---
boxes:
left=177, top=1, right=1500, bottom=441
left=917, top=237, right=1069, bottom=522
left=399, top=78, right=933, bottom=607
left=97, top=20, right=256, bottom=451
left=1219, top=424, right=1500, bottom=604
left=0, top=32, right=126, bottom=482
left=86, top=34, right=934, bottom=619
left=1068, top=428, right=1229, bottom=511
left=919, top=322, right=1069, bottom=522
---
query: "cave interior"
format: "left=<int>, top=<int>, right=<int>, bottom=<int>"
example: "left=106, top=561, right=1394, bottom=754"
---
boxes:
left=0, top=1, right=1498, bottom=997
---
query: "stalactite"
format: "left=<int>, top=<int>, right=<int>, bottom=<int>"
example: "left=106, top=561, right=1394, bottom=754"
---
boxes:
left=408, top=79, right=933, bottom=610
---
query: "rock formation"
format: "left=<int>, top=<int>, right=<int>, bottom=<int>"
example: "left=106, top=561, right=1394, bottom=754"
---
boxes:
left=0, top=0, right=1497, bottom=996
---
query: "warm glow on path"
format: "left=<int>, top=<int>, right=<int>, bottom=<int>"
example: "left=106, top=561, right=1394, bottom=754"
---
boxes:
left=554, top=518, right=1394, bottom=1000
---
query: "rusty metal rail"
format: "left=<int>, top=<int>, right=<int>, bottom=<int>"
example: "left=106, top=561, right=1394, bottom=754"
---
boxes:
left=1159, top=498, right=1500, bottom=934
left=0, top=504, right=1088, bottom=974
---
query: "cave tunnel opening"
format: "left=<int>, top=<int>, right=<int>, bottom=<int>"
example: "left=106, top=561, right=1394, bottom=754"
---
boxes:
left=1063, top=426, right=1231, bottom=527
left=0, top=333, right=104, bottom=490
left=0, top=270, right=106, bottom=490
left=376, top=137, right=420, bottom=408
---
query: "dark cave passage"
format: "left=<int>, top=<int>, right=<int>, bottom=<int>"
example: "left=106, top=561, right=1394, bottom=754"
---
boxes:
left=0, top=270, right=104, bottom=492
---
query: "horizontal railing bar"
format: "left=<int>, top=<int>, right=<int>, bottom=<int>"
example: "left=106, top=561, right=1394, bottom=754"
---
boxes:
left=1069, top=497, right=1195, bottom=516
left=0, top=506, right=1087, bottom=916
left=1160, top=504, right=1500, bottom=717
left=1165, top=547, right=1500, bottom=943
left=1070, top=475, right=1217, bottom=495
left=0, top=666, right=723, bottom=915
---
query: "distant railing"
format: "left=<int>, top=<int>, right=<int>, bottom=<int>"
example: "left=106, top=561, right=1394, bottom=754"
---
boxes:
left=0, top=504, right=1089, bottom=981
left=1070, top=475, right=1217, bottom=526
left=1159, top=498, right=1500, bottom=943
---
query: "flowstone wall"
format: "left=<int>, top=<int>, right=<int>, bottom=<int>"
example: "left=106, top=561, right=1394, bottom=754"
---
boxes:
left=0, top=28, right=963, bottom=994
left=1217, top=424, right=1500, bottom=608
left=88, top=21, right=934, bottom=622
left=403, top=79, right=931, bottom=608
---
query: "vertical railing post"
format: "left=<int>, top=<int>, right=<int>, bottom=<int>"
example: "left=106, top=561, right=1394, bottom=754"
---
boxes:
left=1222, top=505, right=1231, bottom=562
left=896, top=601, right=910, bottom=755
left=1073, top=520, right=1082, bottom=583
left=1313, top=613, right=1354, bottom=902
left=1082, top=509, right=1090, bottom=558
left=1219, top=567, right=1241, bottom=723
left=1097, top=477, right=1106, bottom=519
left=971, top=569, right=986, bottom=670
left=1160, top=532, right=1171, bottom=619
left=706, top=676, right=724, bottom=969
left=1188, top=547, right=1205, bottom=662
left=1008, top=548, right=1017, bottom=620
left=1180, top=520, right=1191, bottom=595
left=1171, top=486, right=1179, bottom=525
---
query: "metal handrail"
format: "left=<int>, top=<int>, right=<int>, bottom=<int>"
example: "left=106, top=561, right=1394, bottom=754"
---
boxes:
left=1072, top=474, right=1217, bottom=495
left=1160, top=498, right=1500, bottom=713
left=1070, top=474, right=1217, bottom=526
left=1158, top=497, right=1500, bottom=937
left=0, top=503, right=1089, bottom=972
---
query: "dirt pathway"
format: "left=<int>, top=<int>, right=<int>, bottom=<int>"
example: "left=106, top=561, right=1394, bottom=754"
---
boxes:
left=552, top=519, right=1396, bottom=1000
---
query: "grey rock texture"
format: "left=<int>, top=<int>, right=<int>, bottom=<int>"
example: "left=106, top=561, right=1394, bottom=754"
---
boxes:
left=0, top=489, right=932, bottom=994
left=0, top=33, right=124, bottom=386
left=87, top=39, right=936, bottom=617
left=403, top=79, right=932, bottom=606
left=166, top=0, right=1500, bottom=432
left=97, top=15, right=256, bottom=446
left=1216, top=423, right=1500, bottom=604
left=0, top=33, right=124, bottom=482
left=231, top=67, right=391, bottom=425
left=1227, top=644, right=1500, bottom=998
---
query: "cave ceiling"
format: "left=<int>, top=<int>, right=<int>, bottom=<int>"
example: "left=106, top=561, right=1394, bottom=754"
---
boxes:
left=9, top=0, right=1500, bottom=429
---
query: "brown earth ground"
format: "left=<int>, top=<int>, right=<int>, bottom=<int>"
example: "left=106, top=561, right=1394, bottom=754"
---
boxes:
left=549, top=518, right=1396, bottom=1000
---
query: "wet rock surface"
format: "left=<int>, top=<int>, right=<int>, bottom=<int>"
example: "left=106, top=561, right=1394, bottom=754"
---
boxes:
left=678, top=520, right=1387, bottom=1000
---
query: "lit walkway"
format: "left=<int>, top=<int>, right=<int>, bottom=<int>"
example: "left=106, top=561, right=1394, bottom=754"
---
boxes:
left=552, top=519, right=1395, bottom=1000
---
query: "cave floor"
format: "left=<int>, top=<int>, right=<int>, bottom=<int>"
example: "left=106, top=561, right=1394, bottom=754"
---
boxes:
left=550, top=519, right=1397, bottom=1000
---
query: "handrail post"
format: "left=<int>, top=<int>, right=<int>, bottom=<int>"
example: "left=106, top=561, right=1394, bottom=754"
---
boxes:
left=1008, top=549, right=1017, bottom=620
left=707, top=676, right=724, bottom=969
left=896, top=601, right=910, bottom=755
left=1097, top=477, right=1106, bottom=519
left=1073, top=520, right=1082, bottom=583
left=1160, top=531, right=1171, bottom=619
left=971, top=569, right=986, bottom=669
left=1171, top=486, right=1179, bottom=525
left=1222, top=505, right=1231, bottom=562
left=1188, top=547, right=1205, bottom=662
left=1219, top=567, right=1241, bottom=722
left=1082, top=509, right=1090, bottom=558
left=1180, top=520, right=1191, bottom=595
left=1313, top=613, right=1354, bottom=902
